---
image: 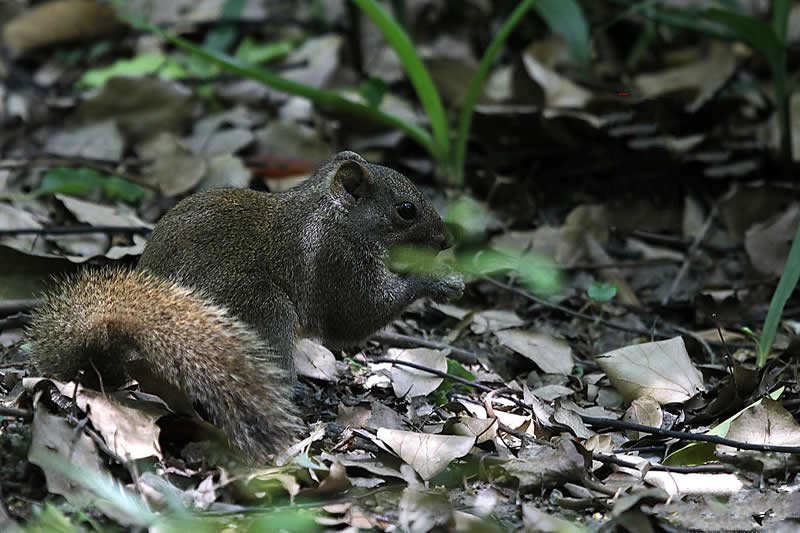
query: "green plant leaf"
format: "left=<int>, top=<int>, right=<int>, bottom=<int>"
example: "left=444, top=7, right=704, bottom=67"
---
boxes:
left=149, top=27, right=437, bottom=158
left=79, top=53, right=188, bottom=88
left=772, top=0, right=791, bottom=44
left=352, top=0, right=450, bottom=166
left=758, top=221, right=800, bottom=366
left=234, top=37, right=294, bottom=64
left=203, top=0, right=246, bottom=52
left=701, top=8, right=782, bottom=63
left=37, top=167, right=105, bottom=197
left=37, top=167, right=147, bottom=204
left=534, top=0, right=592, bottom=65
left=359, top=76, right=388, bottom=108
left=587, top=282, right=617, bottom=302
left=102, top=176, right=149, bottom=203
left=454, top=0, right=538, bottom=184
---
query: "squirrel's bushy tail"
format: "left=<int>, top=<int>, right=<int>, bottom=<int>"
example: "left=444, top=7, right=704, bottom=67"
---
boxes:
left=28, top=269, right=301, bottom=463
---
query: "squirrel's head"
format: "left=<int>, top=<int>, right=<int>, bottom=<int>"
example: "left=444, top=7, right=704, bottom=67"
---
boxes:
left=324, top=151, right=452, bottom=255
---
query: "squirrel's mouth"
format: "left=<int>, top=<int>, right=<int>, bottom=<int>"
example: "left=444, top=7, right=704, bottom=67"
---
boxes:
left=387, top=244, right=449, bottom=277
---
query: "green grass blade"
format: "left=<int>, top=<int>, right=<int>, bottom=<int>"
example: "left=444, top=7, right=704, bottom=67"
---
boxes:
left=352, top=0, right=450, bottom=164
left=154, top=28, right=436, bottom=157
left=701, top=8, right=781, bottom=61
left=757, top=221, right=800, bottom=366
left=453, top=0, right=538, bottom=184
left=772, top=0, right=791, bottom=44
left=534, top=0, right=592, bottom=66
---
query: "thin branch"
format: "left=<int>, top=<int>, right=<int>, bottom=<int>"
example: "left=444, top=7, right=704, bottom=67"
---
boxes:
left=0, top=226, right=151, bottom=236
left=372, top=331, right=479, bottom=364
left=661, top=204, right=718, bottom=305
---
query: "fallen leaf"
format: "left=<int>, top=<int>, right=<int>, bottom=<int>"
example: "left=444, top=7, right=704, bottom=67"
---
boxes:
left=294, top=339, right=339, bottom=382
left=495, top=329, right=574, bottom=375
left=376, top=428, right=475, bottom=480
left=596, top=337, right=705, bottom=404
left=744, top=204, right=799, bottom=276
left=387, top=348, right=446, bottom=398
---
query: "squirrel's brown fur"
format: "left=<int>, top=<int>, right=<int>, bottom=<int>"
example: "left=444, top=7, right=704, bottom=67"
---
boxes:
left=28, top=269, right=301, bottom=463
left=26, top=151, right=463, bottom=463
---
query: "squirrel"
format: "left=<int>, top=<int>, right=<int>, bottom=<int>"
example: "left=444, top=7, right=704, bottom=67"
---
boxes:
left=27, top=151, right=464, bottom=463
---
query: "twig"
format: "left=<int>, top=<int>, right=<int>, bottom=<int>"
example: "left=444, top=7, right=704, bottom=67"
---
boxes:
left=0, top=299, right=41, bottom=315
left=371, top=357, right=800, bottom=455
left=626, top=229, right=735, bottom=253
left=0, top=226, right=151, bottom=236
left=371, top=357, right=490, bottom=391
left=593, top=452, right=735, bottom=473
left=562, top=258, right=682, bottom=271
left=482, top=276, right=669, bottom=338
left=581, top=415, right=800, bottom=454
left=0, top=406, right=32, bottom=419
left=661, top=204, right=718, bottom=305
left=372, top=331, right=479, bottom=364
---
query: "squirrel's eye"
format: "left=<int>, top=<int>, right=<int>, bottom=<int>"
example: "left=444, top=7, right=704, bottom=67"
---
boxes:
left=395, top=202, right=417, bottom=220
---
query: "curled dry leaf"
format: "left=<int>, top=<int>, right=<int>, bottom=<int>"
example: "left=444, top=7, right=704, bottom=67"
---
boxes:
left=450, top=416, right=498, bottom=444
left=294, top=338, right=339, bottom=381
left=376, top=428, right=475, bottom=481
left=399, top=488, right=453, bottom=533
left=495, top=329, right=574, bottom=375
left=623, top=396, right=664, bottom=440
left=744, top=204, right=799, bottom=276
left=470, top=309, right=524, bottom=335
left=24, top=378, right=164, bottom=461
left=504, top=439, right=587, bottom=490
left=45, top=120, right=124, bottom=161
left=596, top=336, right=705, bottom=404
left=387, top=347, right=446, bottom=398
left=56, top=195, right=152, bottom=260
left=28, top=402, right=105, bottom=509
left=717, top=398, right=800, bottom=455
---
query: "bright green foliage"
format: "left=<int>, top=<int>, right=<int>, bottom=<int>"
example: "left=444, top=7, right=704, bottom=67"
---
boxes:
left=125, top=0, right=590, bottom=183
left=37, top=167, right=149, bottom=203
left=758, top=223, right=800, bottom=367
left=587, top=282, right=617, bottom=302
left=235, top=37, right=294, bottom=64
left=359, top=76, right=389, bottom=108
left=430, top=359, right=476, bottom=404
left=79, top=53, right=189, bottom=88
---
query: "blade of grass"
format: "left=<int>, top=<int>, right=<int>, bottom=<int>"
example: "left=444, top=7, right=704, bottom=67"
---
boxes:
left=352, top=0, right=450, bottom=165
left=154, top=28, right=436, bottom=157
left=772, top=0, right=791, bottom=44
left=534, top=0, right=592, bottom=66
left=453, top=0, right=539, bottom=184
left=757, top=221, right=800, bottom=366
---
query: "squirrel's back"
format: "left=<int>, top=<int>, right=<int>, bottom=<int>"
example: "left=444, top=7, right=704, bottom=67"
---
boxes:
left=27, top=268, right=301, bottom=462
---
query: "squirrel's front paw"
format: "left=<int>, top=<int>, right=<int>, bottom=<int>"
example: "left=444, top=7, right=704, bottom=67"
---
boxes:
left=433, top=271, right=465, bottom=302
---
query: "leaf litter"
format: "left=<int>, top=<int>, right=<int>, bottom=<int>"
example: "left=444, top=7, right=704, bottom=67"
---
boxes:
left=1, top=1, right=800, bottom=531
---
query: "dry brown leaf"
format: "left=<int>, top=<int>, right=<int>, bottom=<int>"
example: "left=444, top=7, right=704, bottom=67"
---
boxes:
left=450, top=416, right=498, bottom=444
left=717, top=398, right=800, bottom=455
left=504, top=439, right=587, bottom=490
left=376, top=428, right=475, bottom=480
left=596, top=337, right=705, bottom=404
left=495, top=329, right=574, bottom=375
left=387, top=348, right=446, bottom=398
left=3, top=0, right=119, bottom=55
left=744, top=204, right=799, bottom=276
left=623, top=396, right=664, bottom=440
left=470, top=309, right=525, bottom=335
left=294, top=339, right=339, bottom=382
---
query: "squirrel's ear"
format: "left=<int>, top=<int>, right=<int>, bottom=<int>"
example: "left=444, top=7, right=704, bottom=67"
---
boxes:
left=331, top=159, right=371, bottom=200
left=332, top=150, right=368, bottom=164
